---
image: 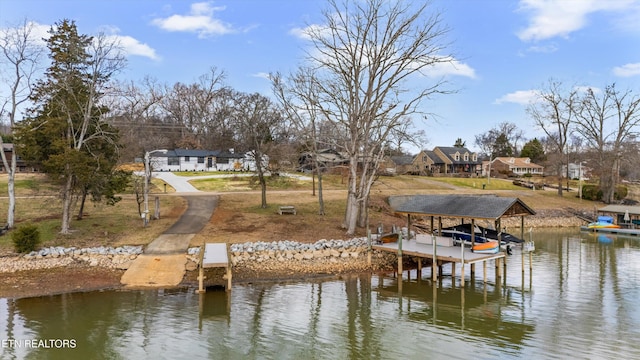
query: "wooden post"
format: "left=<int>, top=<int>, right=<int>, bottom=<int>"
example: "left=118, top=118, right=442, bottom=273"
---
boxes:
left=407, top=214, right=412, bottom=240
left=483, top=261, right=487, bottom=283
left=397, top=232, right=403, bottom=277
left=367, top=229, right=372, bottom=267
left=226, top=243, right=232, bottom=291
left=470, top=219, right=475, bottom=277
left=197, top=244, right=205, bottom=293
left=154, top=196, right=160, bottom=220
left=460, top=241, right=465, bottom=286
left=432, top=233, right=437, bottom=281
left=417, top=257, right=422, bottom=277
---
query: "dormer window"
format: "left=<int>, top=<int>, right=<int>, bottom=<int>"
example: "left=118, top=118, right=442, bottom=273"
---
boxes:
left=472, top=154, right=477, bottom=162
left=454, top=152, right=460, bottom=161
left=464, top=153, right=469, bottom=161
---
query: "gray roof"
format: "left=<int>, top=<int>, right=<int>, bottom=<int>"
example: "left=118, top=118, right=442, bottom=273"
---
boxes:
left=422, top=150, right=443, bottom=164
left=598, top=205, right=640, bottom=216
left=156, top=149, right=244, bottom=159
left=390, top=155, right=414, bottom=166
left=389, top=194, right=536, bottom=220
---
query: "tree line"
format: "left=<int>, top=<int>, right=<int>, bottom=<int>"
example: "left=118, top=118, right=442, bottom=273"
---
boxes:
left=473, top=80, right=640, bottom=204
left=2, top=1, right=639, bottom=238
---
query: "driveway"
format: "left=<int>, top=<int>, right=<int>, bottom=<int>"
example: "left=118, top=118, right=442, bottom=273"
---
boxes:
left=152, top=171, right=313, bottom=193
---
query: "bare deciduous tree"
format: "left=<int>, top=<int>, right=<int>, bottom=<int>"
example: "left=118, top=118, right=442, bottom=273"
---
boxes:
left=0, top=19, right=43, bottom=228
left=302, top=0, right=454, bottom=235
left=574, top=84, right=640, bottom=203
left=527, top=79, right=577, bottom=196
left=272, top=69, right=329, bottom=215
left=231, top=92, right=286, bottom=208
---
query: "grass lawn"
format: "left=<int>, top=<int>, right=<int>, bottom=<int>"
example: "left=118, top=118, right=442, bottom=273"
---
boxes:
left=1, top=172, right=621, bottom=253
left=0, top=174, right=186, bottom=254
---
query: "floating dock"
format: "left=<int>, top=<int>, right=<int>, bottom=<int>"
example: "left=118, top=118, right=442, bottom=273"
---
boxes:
left=579, top=226, right=640, bottom=237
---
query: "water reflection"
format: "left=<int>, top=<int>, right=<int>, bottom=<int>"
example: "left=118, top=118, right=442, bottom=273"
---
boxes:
left=2, top=230, right=640, bottom=359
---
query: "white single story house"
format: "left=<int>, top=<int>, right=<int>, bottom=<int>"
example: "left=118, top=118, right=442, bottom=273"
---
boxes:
left=146, top=149, right=264, bottom=172
left=484, top=157, right=544, bottom=176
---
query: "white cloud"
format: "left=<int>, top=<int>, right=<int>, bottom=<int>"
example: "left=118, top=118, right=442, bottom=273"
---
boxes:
left=106, top=34, right=160, bottom=61
left=151, top=2, right=234, bottom=38
left=251, top=72, right=270, bottom=80
left=289, top=24, right=329, bottom=41
left=0, top=21, right=51, bottom=47
left=421, top=58, right=476, bottom=79
left=613, top=63, right=640, bottom=77
left=516, top=0, right=635, bottom=42
left=574, top=85, right=601, bottom=94
left=494, top=90, right=539, bottom=105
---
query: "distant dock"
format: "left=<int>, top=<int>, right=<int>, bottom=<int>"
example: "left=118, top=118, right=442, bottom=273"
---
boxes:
left=580, top=226, right=640, bottom=237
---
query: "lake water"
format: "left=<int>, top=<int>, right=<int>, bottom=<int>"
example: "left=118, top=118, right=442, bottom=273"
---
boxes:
left=2, top=229, right=640, bottom=359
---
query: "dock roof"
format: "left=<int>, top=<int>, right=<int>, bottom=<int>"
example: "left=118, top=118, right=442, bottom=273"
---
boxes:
left=597, top=205, right=640, bottom=216
left=389, top=194, right=536, bottom=220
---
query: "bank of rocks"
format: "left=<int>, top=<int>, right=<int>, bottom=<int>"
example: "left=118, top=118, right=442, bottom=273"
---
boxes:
left=185, top=238, right=398, bottom=276
left=0, top=246, right=143, bottom=273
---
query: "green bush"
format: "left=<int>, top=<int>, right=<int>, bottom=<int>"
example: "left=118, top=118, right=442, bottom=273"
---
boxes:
left=580, top=185, right=628, bottom=201
left=12, top=223, right=41, bottom=253
left=615, top=185, right=628, bottom=200
left=581, top=184, right=600, bottom=201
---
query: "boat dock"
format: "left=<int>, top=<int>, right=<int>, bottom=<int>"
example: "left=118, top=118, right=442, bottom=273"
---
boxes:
left=198, top=243, right=232, bottom=292
left=580, top=226, right=640, bottom=236
left=373, top=236, right=506, bottom=285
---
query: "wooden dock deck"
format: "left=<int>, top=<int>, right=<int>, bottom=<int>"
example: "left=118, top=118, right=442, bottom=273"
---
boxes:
left=198, top=243, right=231, bottom=292
left=373, top=237, right=506, bottom=284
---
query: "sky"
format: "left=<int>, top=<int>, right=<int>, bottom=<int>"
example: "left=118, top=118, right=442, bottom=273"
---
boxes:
left=1, top=0, right=640, bottom=153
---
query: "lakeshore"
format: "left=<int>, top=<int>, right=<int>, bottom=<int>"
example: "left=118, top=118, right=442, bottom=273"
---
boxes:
left=0, top=208, right=588, bottom=299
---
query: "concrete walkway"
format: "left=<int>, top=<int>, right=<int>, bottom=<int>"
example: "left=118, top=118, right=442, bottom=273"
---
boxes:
left=120, top=195, right=218, bottom=288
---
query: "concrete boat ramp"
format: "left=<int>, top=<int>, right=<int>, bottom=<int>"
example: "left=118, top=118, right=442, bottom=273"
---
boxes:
left=119, top=234, right=194, bottom=287
left=120, top=195, right=223, bottom=289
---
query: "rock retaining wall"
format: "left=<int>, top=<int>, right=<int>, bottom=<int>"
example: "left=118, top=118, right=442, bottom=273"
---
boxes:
left=1, top=211, right=587, bottom=275
left=0, top=246, right=143, bottom=273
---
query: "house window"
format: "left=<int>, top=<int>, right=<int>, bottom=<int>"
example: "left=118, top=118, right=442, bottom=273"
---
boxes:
left=472, top=154, right=477, bottom=161
left=454, top=153, right=460, bottom=161
left=218, top=158, right=229, bottom=164
left=464, top=153, right=469, bottom=161
left=198, top=157, right=205, bottom=164
left=168, top=157, right=179, bottom=166
left=184, top=156, right=190, bottom=162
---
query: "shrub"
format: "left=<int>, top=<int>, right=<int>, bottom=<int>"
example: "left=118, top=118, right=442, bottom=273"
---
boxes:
left=580, top=185, right=628, bottom=201
left=12, top=223, right=41, bottom=253
left=615, top=185, right=628, bottom=200
left=581, top=184, right=601, bottom=201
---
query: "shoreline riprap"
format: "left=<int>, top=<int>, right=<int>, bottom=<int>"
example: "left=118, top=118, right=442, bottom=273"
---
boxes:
left=1, top=210, right=589, bottom=276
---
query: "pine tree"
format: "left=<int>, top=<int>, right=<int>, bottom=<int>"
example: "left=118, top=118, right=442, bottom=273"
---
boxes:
left=15, top=19, right=125, bottom=234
